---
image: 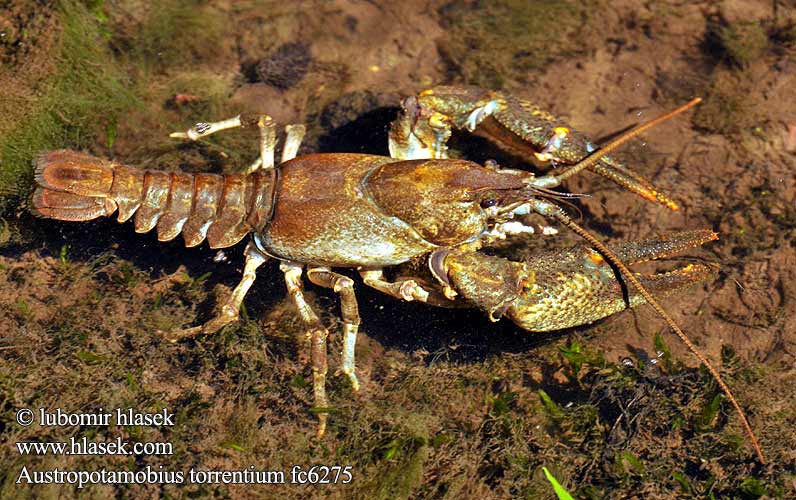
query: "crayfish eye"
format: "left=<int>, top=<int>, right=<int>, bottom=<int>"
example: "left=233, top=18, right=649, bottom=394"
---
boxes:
left=480, top=198, right=498, bottom=209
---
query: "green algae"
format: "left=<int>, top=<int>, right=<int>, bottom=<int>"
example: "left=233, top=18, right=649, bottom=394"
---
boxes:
left=0, top=1, right=793, bottom=498
left=437, top=0, right=596, bottom=88
left=0, top=1, right=136, bottom=243
left=692, top=68, right=762, bottom=137
left=717, top=20, right=770, bottom=69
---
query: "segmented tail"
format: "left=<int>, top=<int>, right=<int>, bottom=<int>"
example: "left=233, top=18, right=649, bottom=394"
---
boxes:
left=32, top=150, right=276, bottom=249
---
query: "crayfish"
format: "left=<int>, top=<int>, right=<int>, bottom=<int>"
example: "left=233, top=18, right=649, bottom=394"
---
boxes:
left=30, top=86, right=765, bottom=463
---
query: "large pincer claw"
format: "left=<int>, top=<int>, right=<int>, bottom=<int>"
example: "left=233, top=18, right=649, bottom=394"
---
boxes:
left=391, top=86, right=700, bottom=211
left=431, top=229, right=719, bottom=332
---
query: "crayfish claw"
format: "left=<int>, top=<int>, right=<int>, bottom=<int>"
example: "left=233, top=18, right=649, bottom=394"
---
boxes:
left=392, top=86, right=699, bottom=211
left=398, top=279, right=430, bottom=302
left=439, top=230, right=718, bottom=332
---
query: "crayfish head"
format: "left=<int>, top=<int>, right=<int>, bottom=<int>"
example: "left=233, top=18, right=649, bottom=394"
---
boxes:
left=366, top=159, right=539, bottom=246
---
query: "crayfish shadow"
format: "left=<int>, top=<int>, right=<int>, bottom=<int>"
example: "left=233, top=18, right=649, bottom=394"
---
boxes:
left=13, top=217, right=605, bottom=366
left=315, top=106, right=399, bottom=156
left=14, top=216, right=287, bottom=318
left=353, top=289, right=574, bottom=364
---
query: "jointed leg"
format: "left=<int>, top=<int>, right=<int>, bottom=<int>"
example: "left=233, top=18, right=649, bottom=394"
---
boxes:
left=281, top=262, right=330, bottom=437
left=244, top=122, right=307, bottom=172
left=169, top=115, right=245, bottom=141
left=360, top=269, right=430, bottom=302
left=281, top=124, right=307, bottom=163
left=252, top=116, right=276, bottom=172
left=169, top=113, right=279, bottom=173
left=307, top=267, right=361, bottom=391
left=163, top=242, right=268, bottom=342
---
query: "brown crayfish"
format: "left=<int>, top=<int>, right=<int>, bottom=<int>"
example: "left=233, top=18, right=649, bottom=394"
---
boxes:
left=30, top=86, right=765, bottom=463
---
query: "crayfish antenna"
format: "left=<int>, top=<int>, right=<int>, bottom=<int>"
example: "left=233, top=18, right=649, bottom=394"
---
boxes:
left=555, top=98, right=702, bottom=186
left=548, top=210, right=766, bottom=465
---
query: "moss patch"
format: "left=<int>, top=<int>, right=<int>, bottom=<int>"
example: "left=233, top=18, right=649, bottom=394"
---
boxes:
left=716, top=20, right=770, bottom=68
left=109, top=0, right=230, bottom=74
left=1, top=247, right=794, bottom=497
left=0, top=1, right=136, bottom=243
left=436, top=0, right=596, bottom=88
left=1, top=0, right=794, bottom=498
left=692, top=68, right=763, bottom=137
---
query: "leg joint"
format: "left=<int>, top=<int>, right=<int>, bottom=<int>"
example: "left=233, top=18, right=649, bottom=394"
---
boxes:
left=333, top=275, right=355, bottom=293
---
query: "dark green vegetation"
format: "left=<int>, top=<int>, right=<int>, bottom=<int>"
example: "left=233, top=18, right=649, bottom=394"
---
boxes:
left=693, top=15, right=792, bottom=140
left=437, top=0, right=596, bottom=89
left=2, top=247, right=793, bottom=499
left=2, top=0, right=796, bottom=498
left=0, top=0, right=253, bottom=246
left=0, top=1, right=134, bottom=243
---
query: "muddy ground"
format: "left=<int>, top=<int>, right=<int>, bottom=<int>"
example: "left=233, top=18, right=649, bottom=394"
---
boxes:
left=1, top=0, right=796, bottom=498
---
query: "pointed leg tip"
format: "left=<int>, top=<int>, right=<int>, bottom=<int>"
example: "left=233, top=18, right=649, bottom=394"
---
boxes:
left=315, top=417, right=328, bottom=439
left=158, top=327, right=201, bottom=343
left=335, top=368, right=361, bottom=392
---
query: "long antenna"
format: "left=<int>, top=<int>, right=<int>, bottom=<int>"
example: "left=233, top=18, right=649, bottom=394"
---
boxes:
left=547, top=98, right=766, bottom=464
left=555, top=98, right=702, bottom=182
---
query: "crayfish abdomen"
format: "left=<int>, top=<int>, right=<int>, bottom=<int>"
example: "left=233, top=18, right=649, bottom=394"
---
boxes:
left=32, top=150, right=276, bottom=248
